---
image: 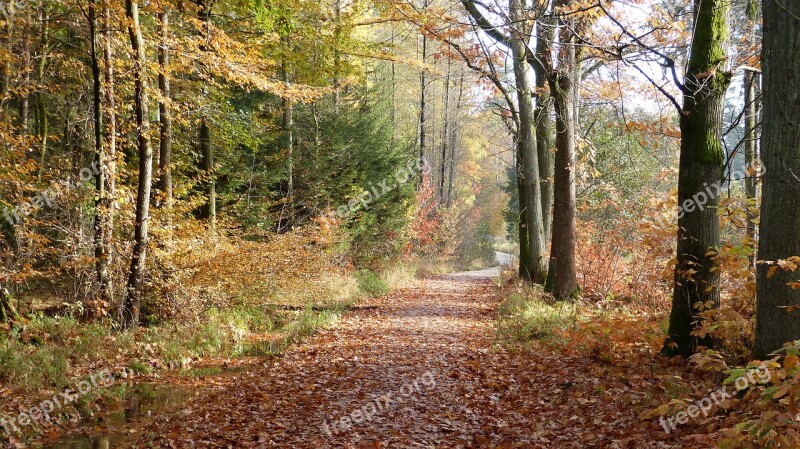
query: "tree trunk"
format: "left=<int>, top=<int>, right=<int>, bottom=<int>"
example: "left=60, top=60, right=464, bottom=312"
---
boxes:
left=102, top=0, right=117, bottom=276
left=121, top=0, right=154, bottom=329
left=753, top=0, right=800, bottom=359
left=744, top=69, right=758, bottom=265
left=533, top=19, right=554, bottom=245
left=158, top=9, right=173, bottom=222
left=19, top=19, right=30, bottom=135
left=35, top=6, right=48, bottom=178
left=198, top=120, right=216, bottom=227
left=447, top=72, right=464, bottom=207
left=439, top=58, right=451, bottom=203
left=0, top=15, right=9, bottom=100
left=89, top=0, right=113, bottom=307
left=195, top=0, right=215, bottom=229
left=511, top=0, right=547, bottom=283
left=0, top=285, right=20, bottom=324
left=280, top=52, right=293, bottom=233
left=663, top=0, right=729, bottom=357
left=418, top=2, right=429, bottom=187
left=545, top=24, right=578, bottom=300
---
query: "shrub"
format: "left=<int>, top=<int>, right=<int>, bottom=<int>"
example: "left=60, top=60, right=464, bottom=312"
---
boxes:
left=355, top=269, right=390, bottom=297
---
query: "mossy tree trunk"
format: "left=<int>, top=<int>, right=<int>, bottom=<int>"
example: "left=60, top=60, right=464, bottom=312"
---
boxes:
left=545, top=16, right=578, bottom=300
left=510, top=0, right=548, bottom=283
left=663, top=0, right=730, bottom=357
left=0, top=285, right=20, bottom=323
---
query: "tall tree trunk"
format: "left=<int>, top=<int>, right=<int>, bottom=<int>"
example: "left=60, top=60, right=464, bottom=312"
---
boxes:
left=0, top=13, right=9, bottom=101
left=753, top=0, right=800, bottom=359
left=390, top=25, right=397, bottom=146
left=121, top=0, right=154, bottom=329
left=447, top=72, right=464, bottom=207
left=158, top=9, right=173, bottom=224
left=418, top=1, right=429, bottom=187
left=744, top=69, right=758, bottom=265
left=102, top=0, right=117, bottom=270
left=663, top=0, right=730, bottom=357
left=35, top=6, right=48, bottom=177
left=439, top=58, right=451, bottom=202
left=743, top=4, right=760, bottom=267
left=516, top=151, right=531, bottom=278
left=545, top=22, right=578, bottom=299
left=511, top=0, right=547, bottom=283
left=89, top=0, right=113, bottom=307
left=195, top=0, right=215, bottom=229
left=533, top=19, right=554, bottom=245
left=198, top=120, right=216, bottom=227
left=280, top=53, right=293, bottom=233
left=19, top=19, right=30, bottom=135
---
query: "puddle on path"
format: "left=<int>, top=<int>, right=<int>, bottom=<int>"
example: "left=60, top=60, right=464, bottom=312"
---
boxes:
left=40, top=365, right=248, bottom=449
left=40, top=383, right=195, bottom=449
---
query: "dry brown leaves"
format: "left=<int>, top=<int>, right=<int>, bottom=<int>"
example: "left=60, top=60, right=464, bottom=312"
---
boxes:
left=129, top=273, right=718, bottom=448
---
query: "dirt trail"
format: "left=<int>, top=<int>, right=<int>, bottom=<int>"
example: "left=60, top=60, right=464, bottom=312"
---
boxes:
left=142, top=272, right=660, bottom=448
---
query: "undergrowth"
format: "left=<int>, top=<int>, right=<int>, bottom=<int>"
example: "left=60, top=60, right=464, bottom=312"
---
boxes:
left=496, top=278, right=800, bottom=448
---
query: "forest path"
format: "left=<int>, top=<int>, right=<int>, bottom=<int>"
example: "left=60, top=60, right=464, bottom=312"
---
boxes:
left=141, top=271, right=659, bottom=448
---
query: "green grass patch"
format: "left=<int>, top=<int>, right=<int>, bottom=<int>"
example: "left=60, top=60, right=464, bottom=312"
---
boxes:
left=355, top=269, right=390, bottom=297
left=497, top=288, right=581, bottom=344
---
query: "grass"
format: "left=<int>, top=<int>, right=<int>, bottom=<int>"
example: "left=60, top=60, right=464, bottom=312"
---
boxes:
left=355, top=269, right=390, bottom=297
left=496, top=286, right=582, bottom=344
left=0, top=267, right=399, bottom=396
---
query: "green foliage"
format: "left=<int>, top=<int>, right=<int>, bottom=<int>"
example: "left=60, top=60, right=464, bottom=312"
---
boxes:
left=457, top=221, right=496, bottom=268
left=497, top=289, right=578, bottom=343
left=355, top=269, right=390, bottom=297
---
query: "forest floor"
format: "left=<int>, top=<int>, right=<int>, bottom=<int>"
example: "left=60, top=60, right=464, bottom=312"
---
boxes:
left=115, top=269, right=693, bottom=449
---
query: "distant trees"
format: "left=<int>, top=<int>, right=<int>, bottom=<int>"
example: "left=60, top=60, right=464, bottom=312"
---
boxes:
left=460, top=0, right=550, bottom=284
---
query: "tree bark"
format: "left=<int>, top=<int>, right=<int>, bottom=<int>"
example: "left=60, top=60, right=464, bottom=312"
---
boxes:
left=511, top=0, right=548, bottom=283
left=195, top=0, right=215, bottom=229
left=418, top=9, right=428, bottom=188
left=664, top=0, right=730, bottom=357
left=533, top=19, right=554, bottom=245
left=89, top=0, right=113, bottom=307
left=198, top=120, right=216, bottom=227
left=279, top=49, right=293, bottom=233
left=0, top=285, right=20, bottom=324
left=447, top=72, right=464, bottom=207
left=744, top=69, right=758, bottom=265
left=121, top=0, right=154, bottom=329
left=158, top=9, right=173, bottom=222
left=439, top=58, right=451, bottom=203
left=35, top=6, right=48, bottom=178
left=102, top=0, right=117, bottom=278
left=19, top=17, right=30, bottom=135
left=545, top=21, right=578, bottom=300
left=753, top=0, right=800, bottom=359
